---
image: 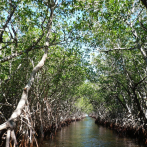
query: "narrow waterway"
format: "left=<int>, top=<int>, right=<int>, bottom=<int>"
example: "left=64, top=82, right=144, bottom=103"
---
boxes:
left=42, top=117, right=143, bottom=147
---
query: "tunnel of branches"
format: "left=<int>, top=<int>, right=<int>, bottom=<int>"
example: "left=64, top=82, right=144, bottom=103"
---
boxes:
left=0, top=0, right=147, bottom=146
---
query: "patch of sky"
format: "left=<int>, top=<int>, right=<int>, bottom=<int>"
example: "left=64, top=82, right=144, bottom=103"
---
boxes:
left=1, top=0, right=99, bottom=65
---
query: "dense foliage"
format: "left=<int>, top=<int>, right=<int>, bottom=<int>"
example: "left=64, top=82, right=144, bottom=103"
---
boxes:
left=0, top=0, right=147, bottom=146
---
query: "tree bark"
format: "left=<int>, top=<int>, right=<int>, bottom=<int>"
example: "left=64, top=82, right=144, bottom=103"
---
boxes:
left=0, top=4, right=55, bottom=131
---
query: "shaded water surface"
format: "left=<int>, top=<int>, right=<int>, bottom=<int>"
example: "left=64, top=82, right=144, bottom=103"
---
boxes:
left=42, top=117, right=143, bottom=147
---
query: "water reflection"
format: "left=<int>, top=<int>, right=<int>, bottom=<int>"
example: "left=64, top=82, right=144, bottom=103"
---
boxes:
left=42, top=117, right=143, bottom=147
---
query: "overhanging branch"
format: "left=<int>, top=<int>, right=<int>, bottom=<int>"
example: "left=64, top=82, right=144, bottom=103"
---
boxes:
left=0, top=4, right=55, bottom=131
left=99, top=47, right=137, bottom=53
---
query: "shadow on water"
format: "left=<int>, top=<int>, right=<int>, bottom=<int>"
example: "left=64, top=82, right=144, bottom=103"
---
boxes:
left=42, top=117, right=144, bottom=147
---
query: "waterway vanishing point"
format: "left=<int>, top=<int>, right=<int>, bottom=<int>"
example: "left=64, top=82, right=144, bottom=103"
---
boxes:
left=41, top=117, right=144, bottom=147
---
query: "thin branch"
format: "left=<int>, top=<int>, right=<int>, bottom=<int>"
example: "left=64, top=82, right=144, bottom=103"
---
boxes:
left=0, top=5, right=17, bottom=43
left=134, top=76, right=147, bottom=88
left=140, top=22, right=147, bottom=31
left=0, top=51, right=23, bottom=63
left=99, top=47, right=137, bottom=53
left=0, top=32, right=45, bottom=63
left=0, top=44, right=10, bottom=50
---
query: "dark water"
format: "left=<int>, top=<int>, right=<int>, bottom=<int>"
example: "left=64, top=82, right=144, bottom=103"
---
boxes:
left=42, top=117, right=144, bottom=147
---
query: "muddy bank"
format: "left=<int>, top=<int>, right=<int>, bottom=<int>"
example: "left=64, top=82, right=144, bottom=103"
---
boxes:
left=89, top=114, right=147, bottom=146
left=37, top=116, right=86, bottom=140
left=0, top=115, right=86, bottom=147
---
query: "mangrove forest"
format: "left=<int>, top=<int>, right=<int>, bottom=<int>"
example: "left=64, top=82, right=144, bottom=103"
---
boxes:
left=0, top=0, right=147, bottom=146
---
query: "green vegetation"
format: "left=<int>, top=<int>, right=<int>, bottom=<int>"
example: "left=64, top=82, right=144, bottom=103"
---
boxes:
left=0, top=0, right=147, bottom=146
